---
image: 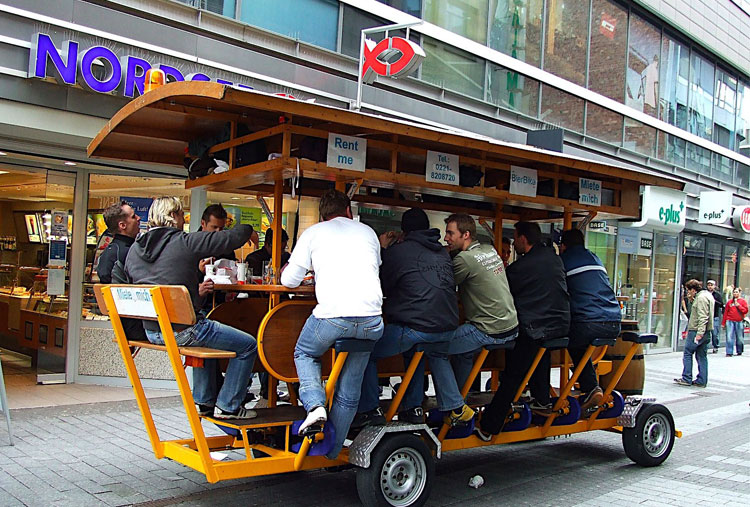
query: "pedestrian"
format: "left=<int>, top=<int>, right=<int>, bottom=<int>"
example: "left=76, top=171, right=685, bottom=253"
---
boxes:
left=722, top=286, right=748, bottom=357
left=706, top=280, right=723, bottom=354
left=674, top=279, right=714, bottom=388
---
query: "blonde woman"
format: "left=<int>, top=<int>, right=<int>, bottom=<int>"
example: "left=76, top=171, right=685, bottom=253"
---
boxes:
left=124, top=197, right=258, bottom=419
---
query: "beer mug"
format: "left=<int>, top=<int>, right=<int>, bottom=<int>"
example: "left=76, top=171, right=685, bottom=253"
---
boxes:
left=237, top=262, right=248, bottom=284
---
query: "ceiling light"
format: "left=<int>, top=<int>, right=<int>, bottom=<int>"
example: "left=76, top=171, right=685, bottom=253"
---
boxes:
left=0, top=171, right=7, bottom=175
left=64, top=161, right=77, bottom=166
left=231, top=197, right=241, bottom=200
left=0, top=151, right=6, bottom=156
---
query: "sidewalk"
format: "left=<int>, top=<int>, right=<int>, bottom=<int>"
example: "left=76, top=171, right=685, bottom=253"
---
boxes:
left=0, top=351, right=747, bottom=506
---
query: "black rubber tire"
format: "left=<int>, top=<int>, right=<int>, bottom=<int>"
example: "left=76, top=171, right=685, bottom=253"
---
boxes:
left=356, top=433, right=434, bottom=507
left=622, top=403, right=675, bottom=467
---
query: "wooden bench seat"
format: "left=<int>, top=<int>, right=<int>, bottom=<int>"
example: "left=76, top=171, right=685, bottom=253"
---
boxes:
left=114, top=339, right=236, bottom=359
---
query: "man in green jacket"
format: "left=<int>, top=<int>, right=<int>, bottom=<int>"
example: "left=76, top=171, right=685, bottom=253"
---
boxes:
left=442, top=213, right=519, bottom=391
left=675, top=279, right=714, bottom=387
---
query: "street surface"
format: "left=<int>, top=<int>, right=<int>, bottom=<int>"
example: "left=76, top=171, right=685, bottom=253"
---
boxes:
left=1, top=352, right=748, bottom=506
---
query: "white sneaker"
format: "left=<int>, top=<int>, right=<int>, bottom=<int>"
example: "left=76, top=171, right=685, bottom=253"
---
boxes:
left=298, top=406, right=327, bottom=436
left=214, top=406, right=257, bottom=420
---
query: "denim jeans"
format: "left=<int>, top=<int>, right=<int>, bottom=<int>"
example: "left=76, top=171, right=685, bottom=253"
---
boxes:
left=446, top=323, right=518, bottom=390
left=145, top=318, right=257, bottom=413
left=725, top=320, right=745, bottom=356
left=294, top=314, right=383, bottom=459
left=568, top=321, right=621, bottom=394
left=711, top=317, right=721, bottom=349
left=681, top=330, right=709, bottom=386
left=358, top=324, right=464, bottom=414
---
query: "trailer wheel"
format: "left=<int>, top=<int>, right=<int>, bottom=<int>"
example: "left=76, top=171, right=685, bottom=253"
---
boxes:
left=356, top=433, right=434, bottom=507
left=622, top=403, right=675, bottom=467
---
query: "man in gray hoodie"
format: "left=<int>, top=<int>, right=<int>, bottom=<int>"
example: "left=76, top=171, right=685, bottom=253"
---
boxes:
left=124, top=197, right=257, bottom=420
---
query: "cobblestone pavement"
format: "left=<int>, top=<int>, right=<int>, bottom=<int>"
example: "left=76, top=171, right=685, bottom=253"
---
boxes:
left=0, top=352, right=748, bottom=506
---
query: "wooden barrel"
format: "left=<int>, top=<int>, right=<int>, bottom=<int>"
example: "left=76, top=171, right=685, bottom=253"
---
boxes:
left=599, top=321, right=645, bottom=395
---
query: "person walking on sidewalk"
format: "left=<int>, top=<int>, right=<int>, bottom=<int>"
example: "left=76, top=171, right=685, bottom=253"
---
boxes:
left=722, top=287, right=748, bottom=357
left=674, top=279, right=714, bottom=388
left=706, top=280, right=724, bottom=354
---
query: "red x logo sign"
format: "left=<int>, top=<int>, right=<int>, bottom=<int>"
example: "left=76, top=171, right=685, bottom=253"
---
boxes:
left=362, top=36, right=425, bottom=85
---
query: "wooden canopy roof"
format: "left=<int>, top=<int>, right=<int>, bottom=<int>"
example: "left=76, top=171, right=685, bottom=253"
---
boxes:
left=88, top=81, right=682, bottom=222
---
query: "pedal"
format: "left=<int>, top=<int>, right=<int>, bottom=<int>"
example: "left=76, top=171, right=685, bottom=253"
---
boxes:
left=300, top=424, right=325, bottom=439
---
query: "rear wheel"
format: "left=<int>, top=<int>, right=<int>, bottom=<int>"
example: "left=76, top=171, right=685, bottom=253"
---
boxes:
left=356, top=433, right=434, bottom=507
left=622, top=403, right=675, bottom=466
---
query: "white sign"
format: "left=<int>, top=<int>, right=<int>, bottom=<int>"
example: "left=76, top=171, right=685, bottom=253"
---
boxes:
left=112, top=286, right=158, bottom=319
left=627, top=186, right=686, bottom=233
left=619, top=228, right=652, bottom=256
left=579, top=178, right=602, bottom=206
left=327, top=133, right=366, bottom=172
left=509, top=166, right=538, bottom=197
left=698, top=191, right=732, bottom=224
left=46, top=268, right=66, bottom=296
left=425, top=150, right=459, bottom=186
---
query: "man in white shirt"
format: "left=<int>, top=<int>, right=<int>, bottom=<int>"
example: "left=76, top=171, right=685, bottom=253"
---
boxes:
left=281, top=189, right=383, bottom=459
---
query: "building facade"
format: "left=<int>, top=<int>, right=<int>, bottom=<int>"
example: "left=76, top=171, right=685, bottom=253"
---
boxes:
left=0, top=0, right=749, bottom=385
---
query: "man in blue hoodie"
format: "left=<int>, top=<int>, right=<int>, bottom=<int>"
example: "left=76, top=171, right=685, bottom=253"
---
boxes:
left=559, top=229, right=621, bottom=411
left=354, top=208, right=474, bottom=428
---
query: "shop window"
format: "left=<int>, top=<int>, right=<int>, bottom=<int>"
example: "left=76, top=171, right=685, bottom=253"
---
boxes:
left=705, top=240, right=722, bottom=286
left=340, top=6, right=419, bottom=58
left=737, top=162, right=750, bottom=189
left=714, top=69, right=738, bottom=151
left=421, top=37, right=485, bottom=100
left=377, top=0, right=422, bottom=17
left=423, top=0, right=489, bottom=44
left=487, top=63, right=540, bottom=118
left=688, top=51, right=715, bottom=142
left=682, top=234, right=705, bottom=283
left=588, top=0, right=627, bottom=102
left=651, top=233, right=678, bottom=349
left=659, top=35, right=689, bottom=129
left=686, top=142, right=711, bottom=175
left=586, top=102, right=623, bottom=145
left=489, top=0, right=543, bottom=67
left=543, top=0, right=588, bottom=87
left=738, top=245, right=750, bottom=297
left=239, top=0, right=339, bottom=51
left=540, top=85, right=584, bottom=133
left=723, top=243, right=738, bottom=293
left=624, top=118, right=656, bottom=157
left=712, top=154, right=734, bottom=183
left=586, top=229, right=617, bottom=285
left=176, top=0, right=236, bottom=17
left=658, top=132, right=686, bottom=167
left=627, top=13, right=661, bottom=119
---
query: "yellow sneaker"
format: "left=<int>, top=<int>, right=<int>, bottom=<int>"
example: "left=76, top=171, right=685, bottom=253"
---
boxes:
left=444, top=404, right=475, bottom=427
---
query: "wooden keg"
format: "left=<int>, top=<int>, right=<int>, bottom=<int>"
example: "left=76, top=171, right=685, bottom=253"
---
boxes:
left=599, top=320, right=645, bottom=395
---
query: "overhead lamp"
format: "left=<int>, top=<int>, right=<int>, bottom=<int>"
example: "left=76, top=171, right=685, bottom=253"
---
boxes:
left=231, top=196, right=241, bottom=200
left=64, top=161, right=77, bottom=166
left=0, top=171, right=7, bottom=175
left=0, top=151, right=7, bottom=156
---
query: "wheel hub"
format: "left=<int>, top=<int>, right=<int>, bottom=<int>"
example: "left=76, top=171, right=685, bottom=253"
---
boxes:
left=380, top=448, right=426, bottom=506
left=643, top=413, right=670, bottom=458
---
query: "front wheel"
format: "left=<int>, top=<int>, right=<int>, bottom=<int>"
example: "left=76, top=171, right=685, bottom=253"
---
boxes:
left=356, top=433, right=434, bottom=507
left=622, top=403, right=675, bottom=466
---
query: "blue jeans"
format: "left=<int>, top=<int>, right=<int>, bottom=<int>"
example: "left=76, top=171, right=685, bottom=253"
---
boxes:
left=145, top=319, right=257, bottom=413
left=711, top=317, right=721, bottom=349
left=725, top=320, right=745, bottom=355
left=294, top=314, right=383, bottom=459
left=358, top=324, right=464, bottom=414
left=681, top=330, right=709, bottom=386
left=447, top=323, right=518, bottom=390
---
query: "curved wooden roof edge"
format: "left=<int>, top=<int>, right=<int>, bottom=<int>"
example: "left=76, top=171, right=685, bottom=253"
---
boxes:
left=87, top=81, right=683, bottom=191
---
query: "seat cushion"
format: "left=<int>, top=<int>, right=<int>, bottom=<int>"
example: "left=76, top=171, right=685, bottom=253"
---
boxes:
left=542, top=337, right=569, bottom=350
left=485, top=341, right=515, bottom=350
left=334, top=339, right=376, bottom=353
left=413, top=341, right=450, bottom=353
left=590, top=337, right=617, bottom=347
left=620, top=332, right=657, bottom=344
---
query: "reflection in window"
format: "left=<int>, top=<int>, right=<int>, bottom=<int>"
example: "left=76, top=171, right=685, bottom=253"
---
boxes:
left=488, top=63, right=539, bottom=117
left=706, top=240, right=722, bottom=286
left=660, top=35, right=689, bottom=129
left=424, top=0, right=489, bottom=44
left=421, top=37, right=485, bottom=99
left=588, top=0, right=627, bottom=101
left=736, top=80, right=750, bottom=157
left=341, top=6, right=388, bottom=57
left=540, top=85, right=584, bottom=133
left=544, top=0, right=588, bottom=86
left=586, top=102, right=623, bottom=145
left=688, top=52, right=715, bottom=141
left=652, top=233, right=678, bottom=348
left=627, top=13, right=661, bottom=118
left=624, top=118, right=656, bottom=157
left=738, top=163, right=750, bottom=189
left=489, top=0, right=543, bottom=67
left=177, top=0, right=236, bottom=17
left=687, top=142, right=711, bottom=175
left=682, top=234, right=705, bottom=283
left=739, top=245, right=750, bottom=294
left=712, top=155, right=734, bottom=183
left=239, top=0, right=338, bottom=51
left=714, top=70, right=737, bottom=150
left=377, top=0, right=422, bottom=17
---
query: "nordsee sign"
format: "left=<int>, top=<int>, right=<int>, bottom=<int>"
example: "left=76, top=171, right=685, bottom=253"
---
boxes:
left=326, top=133, right=366, bottom=172
left=27, top=33, right=252, bottom=97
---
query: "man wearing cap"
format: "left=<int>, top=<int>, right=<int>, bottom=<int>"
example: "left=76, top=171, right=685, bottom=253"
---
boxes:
left=354, top=208, right=474, bottom=428
left=706, top=280, right=723, bottom=354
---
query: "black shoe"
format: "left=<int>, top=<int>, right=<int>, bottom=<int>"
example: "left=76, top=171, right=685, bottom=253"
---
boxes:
left=529, top=399, right=553, bottom=416
left=351, top=407, right=386, bottom=429
left=398, top=407, right=425, bottom=424
left=196, top=404, right=214, bottom=416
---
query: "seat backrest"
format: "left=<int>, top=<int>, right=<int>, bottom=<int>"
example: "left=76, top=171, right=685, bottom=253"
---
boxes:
left=258, top=300, right=333, bottom=382
left=94, top=284, right=196, bottom=326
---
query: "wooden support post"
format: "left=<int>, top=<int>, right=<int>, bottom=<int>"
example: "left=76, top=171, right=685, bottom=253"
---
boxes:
left=271, top=176, right=284, bottom=307
left=494, top=202, right=503, bottom=249
left=563, top=207, right=573, bottom=231
left=228, top=121, right=237, bottom=171
left=390, top=135, right=398, bottom=173
left=335, top=178, right=346, bottom=193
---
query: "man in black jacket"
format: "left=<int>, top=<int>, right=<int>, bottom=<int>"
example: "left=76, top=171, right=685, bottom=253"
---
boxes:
left=125, top=197, right=257, bottom=420
left=706, top=280, right=723, bottom=354
left=477, top=221, right=570, bottom=439
left=96, top=202, right=140, bottom=284
left=354, top=208, right=473, bottom=427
